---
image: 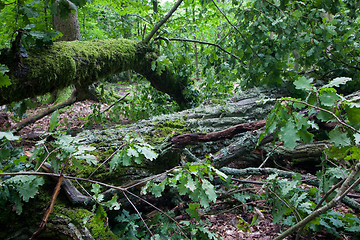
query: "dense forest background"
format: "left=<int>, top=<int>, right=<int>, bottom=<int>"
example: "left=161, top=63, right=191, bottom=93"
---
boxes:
left=1, top=0, right=360, bottom=239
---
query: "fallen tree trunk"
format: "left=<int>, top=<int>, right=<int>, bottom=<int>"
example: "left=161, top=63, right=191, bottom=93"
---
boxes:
left=0, top=39, right=190, bottom=107
left=4, top=88, right=360, bottom=239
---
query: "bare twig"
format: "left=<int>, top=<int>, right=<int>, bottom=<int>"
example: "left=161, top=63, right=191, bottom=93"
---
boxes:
left=157, top=37, right=243, bottom=64
left=123, top=191, right=154, bottom=237
left=211, top=0, right=260, bottom=59
left=35, top=147, right=58, bottom=172
left=144, top=0, right=183, bottom=43
left=102, top=93, right=130, bottom=113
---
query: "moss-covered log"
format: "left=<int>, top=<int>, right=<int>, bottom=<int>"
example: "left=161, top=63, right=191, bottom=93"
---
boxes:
left=0, top=39, right=190, bottom=107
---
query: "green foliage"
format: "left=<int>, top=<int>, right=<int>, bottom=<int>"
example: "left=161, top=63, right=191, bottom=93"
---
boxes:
left=110, top=135, right=158, bottom=169
left=112, top=209, right=144, bottom=239
left=113, top=81, right=180, bottom=121
left=0, top=131, right=44, bottom=215
left=259, top=76, right=360, bottom=150
left=0, top=64, right=11, bottom=88
left=142, top=162, right=227, bottom=210
left=113, top=209, right=219, bottom=239
left=266, top=174, right=314, bottom=225
left=261, top=76, right=360, bottom=237
left=266, top=173, right=360, bottom=238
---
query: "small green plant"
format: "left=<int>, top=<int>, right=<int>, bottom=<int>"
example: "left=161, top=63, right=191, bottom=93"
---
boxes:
left=0, top=132, right=44, bottom=215
left=142, top=161, right=228, bottom=220
left=110, top=135, right=158, bottom=170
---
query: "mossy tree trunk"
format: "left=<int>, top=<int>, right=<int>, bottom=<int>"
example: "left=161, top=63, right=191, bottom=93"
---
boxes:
left=0, top=39, right=190, bottom=108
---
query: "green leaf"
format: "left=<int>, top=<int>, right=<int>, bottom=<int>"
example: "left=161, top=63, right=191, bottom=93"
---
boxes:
left=150, top=182, right=165, bottom=197
left=185, top=175, right=197, bottom=192
left=0, top=131, right=20, bottom=141
left=121, top=151, right=132, bottom=166
left=127, top=147, right=139, bottom=158
left=0, top=64, right=11, bottom=87
left=6, top=175, right=45, bottom=202
left=91, top=183, right=101, bottom=195
left=294, top=77, right=314, bottom=91
left=345, top=105, right=360, bottom=128
left=185, top=203, right=201, bottom=221
left=202, top=179, right=217, bottom=203
left=323, top=77, right=352, bottom=88
left=110, top=152, right=121, bottom=171
left=354, top=133, right=360, bottom=145
left=316, top=110, right=334, bottom=122
left=137, top=146, right=158, bottom=161
left=104, top=194, right=120, bottom=210
left=49, top=110, right=59, bottom=132
left=278, top=120, right=300, bottom=149
left=319, top=89, right=341, bottom=107
left=329, top=128, right=351, bottom=147
left=233, top=193, right=251, bottom=203
left=75, top=154, right=97, bottom=165
left=75, top=145, right=96, bottom=155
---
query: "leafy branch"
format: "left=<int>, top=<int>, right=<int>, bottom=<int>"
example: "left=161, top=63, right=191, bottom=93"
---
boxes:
left=284, top=98, right=360, bottom=135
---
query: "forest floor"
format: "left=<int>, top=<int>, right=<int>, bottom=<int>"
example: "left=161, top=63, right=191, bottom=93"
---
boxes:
left=1, top=97, right=359, bottom=240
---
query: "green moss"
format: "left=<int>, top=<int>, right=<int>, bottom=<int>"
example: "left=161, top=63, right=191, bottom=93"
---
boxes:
left=0, top=38, right=139, bottom=105
left=163, top=119, right=186, bottom=128
left=52, top=205, right=118, bottom=240
left=145, top=119, right=190, bottom=144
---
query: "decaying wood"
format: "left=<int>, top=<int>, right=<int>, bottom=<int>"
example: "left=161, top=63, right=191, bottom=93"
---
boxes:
left=171, top=119, right=266, bottom=148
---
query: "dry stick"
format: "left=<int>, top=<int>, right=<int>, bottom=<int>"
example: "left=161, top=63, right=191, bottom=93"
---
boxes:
left=35, top=147, right=58, bottom=172
left=157, top=37, right=243, bottom=64
left=314, top=178, right=345, bottom=210
left=274, top=161, right=360, bottom=240
left=30, top=175, right=64, bottom=239
left=12, top=89, right=77, bottom=132
left=123, top=191, right=154, bottom=237
left=102, top=92, right=130, bottom=113
left=211, top=0, right=260, bottom=59
left=31, top=157, right=71, bottom=238
left=144, top=0, right=183, bottom=43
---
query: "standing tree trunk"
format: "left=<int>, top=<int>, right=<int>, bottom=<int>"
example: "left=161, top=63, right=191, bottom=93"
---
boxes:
left=53, top=0, right=81, bottom=41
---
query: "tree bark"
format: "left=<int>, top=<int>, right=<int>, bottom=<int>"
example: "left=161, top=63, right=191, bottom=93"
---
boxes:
left=53, top=0, right=81, bottom=41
